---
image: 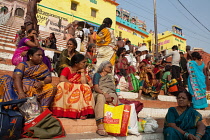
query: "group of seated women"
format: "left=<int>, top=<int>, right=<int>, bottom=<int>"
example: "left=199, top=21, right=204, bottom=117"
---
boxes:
left=0, top=41, right=120, bottom=136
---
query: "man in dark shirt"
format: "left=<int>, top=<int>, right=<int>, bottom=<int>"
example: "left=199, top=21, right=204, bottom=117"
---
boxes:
left=180, top=52, right=188, bottom=87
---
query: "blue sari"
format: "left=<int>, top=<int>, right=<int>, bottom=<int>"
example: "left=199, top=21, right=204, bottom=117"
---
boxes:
left=164, top=107, right=210, bottom=140
left=187, top=61, right=208, bottom=109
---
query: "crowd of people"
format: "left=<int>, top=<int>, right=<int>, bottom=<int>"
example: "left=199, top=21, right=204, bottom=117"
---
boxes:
left=0, top=16, right=209, bottom=139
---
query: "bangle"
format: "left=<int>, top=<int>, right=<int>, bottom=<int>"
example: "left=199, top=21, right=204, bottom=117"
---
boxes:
left=184, top=132, right=190, bottom=139
left=195, top=135, right=201, bottom=139
left=196, top=132, right=203, bottom=137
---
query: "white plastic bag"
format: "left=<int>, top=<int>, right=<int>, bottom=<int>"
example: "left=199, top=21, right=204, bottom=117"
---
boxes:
left=144, top=115, right=158, bottom=133
left=128, top=104, right=140, bottom=135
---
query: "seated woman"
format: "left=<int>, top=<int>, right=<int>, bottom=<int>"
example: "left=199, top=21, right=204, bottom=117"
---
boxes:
left=55, top=38, right=79, bottom=76
left=164, top=91, right=210, bottom=140
left=93, top=61, right=120, bottom=136
left=137, top=64, right=162, bottom=100
left=160, top=65, right=178, bottom=95
left=115, top=47, right=135, bottom=77
left=12, top=29, right=51, bottom=70
left=85, top=43, right=97, bottom=64
left=52, top=54, right=95, bottom=119
left=0, top=47, right=56, bottom=110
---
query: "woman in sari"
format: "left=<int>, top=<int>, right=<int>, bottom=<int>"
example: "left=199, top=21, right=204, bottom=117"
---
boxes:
left=0, top=47, right=56, bottom=110
left=95, top=18, right=116, bottom=71
left=187, top=52, right=208, bottom=109
left=137, top=65, right=162, bottom=100
left=52, top=54, right=95, bottom=119
left=55, top=38, right=79, bottom=76
left=164, top=91, right=210, bottom=140
left=93, top=61, right=120, bottom=136
left=12, top=29, right=51, bottom=70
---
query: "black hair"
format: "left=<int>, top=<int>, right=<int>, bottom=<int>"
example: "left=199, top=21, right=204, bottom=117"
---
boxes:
left=142, top=43, right=146, bottom=46
left=125, top=40, right=131, bottom=45
left=21, top=26, right=25, bottom=29
left=165, top=65, right=171, bottom=72
left=27, top=28, right=35, bottom=34
left=191, top=52, right=202, bottom=60
left=176, top=91, right=192, bottom=102
left=27, top=47, right=42, bottom=60
left=136, top=51, right=141, bottom=55
left=116, top=47, right=126, bottom=57
left=50, top=32, right=56, bottom=42
left=67, top=38, right=77, bottom=48
left=70, top=54, right=85, bottom=66
left=118, top=37, right=122, bottom=41
left=87, top=43, right=95, bottom=52
left=97, top=18, right=112, bottom=34
left=179, top=52, right=184, bottom=55
left=172, top=45, right=178, bottom=50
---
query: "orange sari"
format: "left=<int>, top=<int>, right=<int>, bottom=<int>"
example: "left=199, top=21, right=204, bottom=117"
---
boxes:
left=52, top=67, right=95, bottom=118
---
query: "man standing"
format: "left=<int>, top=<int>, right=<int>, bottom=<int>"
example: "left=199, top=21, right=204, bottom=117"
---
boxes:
left=116, top=37, right=125, bottom=48
left=88, top=26, right=96, bottom=44
left=63, top=20, right=78, bottom=41
left=24, top=0, right=42, bottom=32
left=180, top=52, right=188, bottom=87
left=186, top=45, right=192, bottom=61
left=165, top=45, right=181, bottom=85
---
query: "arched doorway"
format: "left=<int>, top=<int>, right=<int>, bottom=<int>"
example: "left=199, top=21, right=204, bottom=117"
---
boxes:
left=15, top=8, right=24, bottom=17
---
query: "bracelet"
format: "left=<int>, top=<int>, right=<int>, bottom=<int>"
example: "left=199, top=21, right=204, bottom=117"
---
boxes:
left=184, top=132, right=190, bottom=139
left=195, top=135, right=201, bottom=139
left=196, top=132, right=203, bottom=137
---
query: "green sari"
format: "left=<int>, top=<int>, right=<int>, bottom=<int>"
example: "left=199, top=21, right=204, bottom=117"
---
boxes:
left=164, top=107, right=210, bottom=140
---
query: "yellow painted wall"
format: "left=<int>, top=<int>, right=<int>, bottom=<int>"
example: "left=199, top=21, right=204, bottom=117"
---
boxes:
left=37, top=0, right=117, bottom=27
left=146, top=31, right=187, bottom=52
left=115, top=24, right=147, bottom=46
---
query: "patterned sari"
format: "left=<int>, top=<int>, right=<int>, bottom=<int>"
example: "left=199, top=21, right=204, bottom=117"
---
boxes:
left=164, top=107, right=210, bottom=140
left=0, top=62, right=56, bottom=110
left=95, top=28, right=116, bottom=71
left=52, top=67, right=95, bottom=119
left=187, top=61, right=208, bottom=109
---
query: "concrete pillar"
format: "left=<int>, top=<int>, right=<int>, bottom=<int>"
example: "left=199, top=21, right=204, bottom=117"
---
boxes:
left=12, top=2, right=16, bottom=16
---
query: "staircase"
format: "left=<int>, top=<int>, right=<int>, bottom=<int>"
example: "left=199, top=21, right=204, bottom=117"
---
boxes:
left=0, top=24, right=210, bottom=140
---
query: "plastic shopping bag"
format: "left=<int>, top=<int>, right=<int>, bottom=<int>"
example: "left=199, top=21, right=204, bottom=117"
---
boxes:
left=104, top=104, right=124, bottom=136
left=138, top=119, right=147, bottom=132
left=18, top=96, right=42, bottom=123
left=104, top=104, right=131, bottom=136
left=144, top=116, right=158, bottom=133
left=128, top=104, right=140, bottom=135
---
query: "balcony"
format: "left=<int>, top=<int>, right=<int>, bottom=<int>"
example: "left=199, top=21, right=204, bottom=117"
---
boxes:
left=116, top=16, right=149, bottom=35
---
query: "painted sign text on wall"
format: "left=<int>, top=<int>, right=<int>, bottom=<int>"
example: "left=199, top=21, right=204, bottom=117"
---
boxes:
left=158, top=40, right=170, bottom=46
left=118, top=26, right=132, bottom=33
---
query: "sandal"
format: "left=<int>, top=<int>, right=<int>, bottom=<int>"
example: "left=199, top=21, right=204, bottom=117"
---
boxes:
left=96, top=129, right=108, bottom=136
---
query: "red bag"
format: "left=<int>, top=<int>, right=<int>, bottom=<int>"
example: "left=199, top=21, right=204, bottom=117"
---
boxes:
left=120, top=105, right=131, bottom=136
left=119, top=98, right=144, bottom=114
left=22, top=109, right=65, bottom=139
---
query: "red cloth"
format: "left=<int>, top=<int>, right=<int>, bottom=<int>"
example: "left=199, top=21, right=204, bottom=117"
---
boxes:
left=119, top=99, right=143, bottom=114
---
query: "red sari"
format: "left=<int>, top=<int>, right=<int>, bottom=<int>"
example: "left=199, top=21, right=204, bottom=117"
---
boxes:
left=115, top=57, right=136, bottom=75
left=52, top=67, right=95, bottom=118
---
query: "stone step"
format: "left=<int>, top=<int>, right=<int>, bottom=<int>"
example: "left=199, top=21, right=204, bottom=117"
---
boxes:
left=20, top=129, right=164, bottom=140
left=0, top=25, right=66, bottom=42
